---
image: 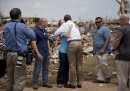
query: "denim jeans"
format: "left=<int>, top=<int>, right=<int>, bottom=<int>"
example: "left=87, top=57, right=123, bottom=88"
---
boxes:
left=57, top=51, right=69, bottom=85
left=33, top=55, right=49, bottom=85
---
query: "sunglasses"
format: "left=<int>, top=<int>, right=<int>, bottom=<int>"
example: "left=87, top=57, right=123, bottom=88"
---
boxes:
left=95, top=21, right=102, bottom=24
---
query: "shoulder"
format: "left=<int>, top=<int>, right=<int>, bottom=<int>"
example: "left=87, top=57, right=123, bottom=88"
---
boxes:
left=101, top=26, right=110, bottom=30
left=101, top=26, right=110, bottom=33
left=44, top=29, right=48, bottom=33
left=33, top=27, right=39, bottom=34
left=115, top=27, right=124, bottom=36
left=62, top=22, right=68, bottom=27
left=17, top=22, right=26, bottom=27
left=3, top=22, right=12, bottom=29
left=122, top=24, right=130, bottom=29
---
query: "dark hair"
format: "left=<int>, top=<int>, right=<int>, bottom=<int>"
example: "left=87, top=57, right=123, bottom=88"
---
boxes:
left=25, top=19, right=29, bottom=23
left=10, top=8, right=21, bottom=20
left=0, top=23, right=2, bottom=27
left=95, top=17, right=102, bottom=21
left=20, top=18, right=25, bottom=24
left=64, top=14, right=71, bottom=22
left=58, top=19, right=63, bottom=27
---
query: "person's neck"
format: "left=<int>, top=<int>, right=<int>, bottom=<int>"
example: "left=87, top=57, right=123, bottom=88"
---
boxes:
left=122, top=22, right=129, bottom=26
left=39, top=26, right=45, bottom=30
left=11, top=19, right=19, bottom=22
left=97, top=25, right=102, bottom=29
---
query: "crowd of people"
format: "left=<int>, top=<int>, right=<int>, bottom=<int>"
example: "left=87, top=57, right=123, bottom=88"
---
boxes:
left=0, top=7, right=130, bottom=91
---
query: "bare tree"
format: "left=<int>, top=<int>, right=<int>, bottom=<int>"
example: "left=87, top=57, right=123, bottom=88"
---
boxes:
left=116, top=0, right=125, bottom=15
left=116, top=0, right=130, bottom=15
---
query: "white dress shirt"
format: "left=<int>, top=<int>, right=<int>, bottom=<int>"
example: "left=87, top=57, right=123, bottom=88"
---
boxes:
left=54, top=20, right=81, bottom=41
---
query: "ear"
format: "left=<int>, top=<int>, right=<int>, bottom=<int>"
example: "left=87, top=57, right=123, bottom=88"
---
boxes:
left=18, top=15, right=22, bottom=21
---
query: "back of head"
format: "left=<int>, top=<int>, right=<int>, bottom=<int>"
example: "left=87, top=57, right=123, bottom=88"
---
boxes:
left=0, top=23, right=3, bottom=31
left=0, top=23, right=2, bottom=27
left=20, top=18, right=25, bottom=24
left=10, top=8, right=21, bottom=20
left=64, top=14, right=72, bottom=22
left=58, top=19, right=64, bottom=27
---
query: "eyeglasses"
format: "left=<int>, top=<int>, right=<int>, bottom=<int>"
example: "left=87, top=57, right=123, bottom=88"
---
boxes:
left=95, top=21, right=102, bottom=24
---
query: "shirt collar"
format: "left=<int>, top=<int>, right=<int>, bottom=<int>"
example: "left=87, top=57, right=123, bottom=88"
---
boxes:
left=11, top=20, right=19, bottom=22
left=36, top=26, right=46, bottom=32
left=123, top=23, right=129, bottom=25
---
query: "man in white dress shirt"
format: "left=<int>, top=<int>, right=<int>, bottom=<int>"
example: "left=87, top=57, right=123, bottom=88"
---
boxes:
left=54, top=14, right=83, bottom=88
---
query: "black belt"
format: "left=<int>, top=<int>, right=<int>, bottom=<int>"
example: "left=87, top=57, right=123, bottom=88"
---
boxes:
left=7, top=50, right=27, bottom=57
left=7, top=50, right=18, bottom=52
left=68, top=39, right=81, bottom=44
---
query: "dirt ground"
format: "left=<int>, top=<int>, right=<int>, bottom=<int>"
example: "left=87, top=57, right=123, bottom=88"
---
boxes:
left=0, top=79, right=118, bottom=91
left=24, top=80, right=118, bottom=91
left=0, top=55, right=118, bottom=91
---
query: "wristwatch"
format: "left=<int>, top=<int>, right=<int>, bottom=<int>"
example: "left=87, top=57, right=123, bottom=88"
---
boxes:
left=112, top=49, right=116, bottom=51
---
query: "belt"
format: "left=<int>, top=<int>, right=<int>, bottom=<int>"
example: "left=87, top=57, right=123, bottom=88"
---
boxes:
left=7, top=50, right=18, bottom=52
left=17, top=52, right=26, bottom=57
left=7, top=50, right=27, bottom=57
left=68, top=39, right=81, bottom=44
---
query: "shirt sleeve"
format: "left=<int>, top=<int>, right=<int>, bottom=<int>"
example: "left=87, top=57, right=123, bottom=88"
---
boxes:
left=33, top=30, right=37, bottom=41
left=22, top=24, right=36, bottom=40
left=115, top=28, right=123, bottom=40
left=60, top=33, right=65, bottom=37
left=54, top=23, right=67, bottom=36
left=103, top=27, right=111, bottom=38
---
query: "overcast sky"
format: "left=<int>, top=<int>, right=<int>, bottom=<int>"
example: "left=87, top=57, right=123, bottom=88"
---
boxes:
left=0, top=0, right=120, bottom=21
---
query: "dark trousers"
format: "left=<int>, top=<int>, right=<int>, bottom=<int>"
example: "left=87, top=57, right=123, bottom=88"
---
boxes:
left=57, top=51, right=69, bottom=85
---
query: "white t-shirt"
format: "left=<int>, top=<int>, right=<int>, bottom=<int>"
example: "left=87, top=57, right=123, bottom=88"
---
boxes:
left=54, top=20, right=81, bottom=41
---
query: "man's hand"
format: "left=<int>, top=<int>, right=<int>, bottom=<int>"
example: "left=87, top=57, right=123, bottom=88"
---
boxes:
left=49, top=49, right=53, bottom=56
left=99, top=48, right=105, bottom=55
left=37, top=53, right=43, bottom=61
left=113, top=50, right=119, bottom=55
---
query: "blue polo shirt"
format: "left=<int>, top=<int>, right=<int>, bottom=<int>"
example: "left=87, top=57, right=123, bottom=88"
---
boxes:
left=59, top=33, right=68, bottom=53
left=93, top=26, right=111, bottom=54
left=34, top=27, right=49, bottom=56
left=3, top=21, right=36, bottom=53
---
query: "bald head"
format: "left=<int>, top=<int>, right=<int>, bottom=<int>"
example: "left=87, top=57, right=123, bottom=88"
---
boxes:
left=119, top=14, right=129, bottom=25
left=38, top=18, right=48, bottom=29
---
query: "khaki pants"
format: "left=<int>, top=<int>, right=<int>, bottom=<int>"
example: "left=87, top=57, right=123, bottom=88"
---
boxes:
left=94, top=53, right=111, bottom=81
left=67, top=41, right=83, bottom=86
left=116, top=60, right=130, bottom=91
left=6, top=52, right=26, bottom=91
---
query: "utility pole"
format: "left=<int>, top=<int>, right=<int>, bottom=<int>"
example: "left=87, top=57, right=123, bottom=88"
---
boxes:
left=34, top=14, right=37, bottom=23
left=0, top=6, right=3, bottom=20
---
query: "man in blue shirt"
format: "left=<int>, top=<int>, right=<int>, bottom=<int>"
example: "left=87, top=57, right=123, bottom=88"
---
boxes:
left=32, top=18, right=52, bottom=90
left=92, top=17, right=111, bottom=83
left=3, top=8, right=36, bottom=91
